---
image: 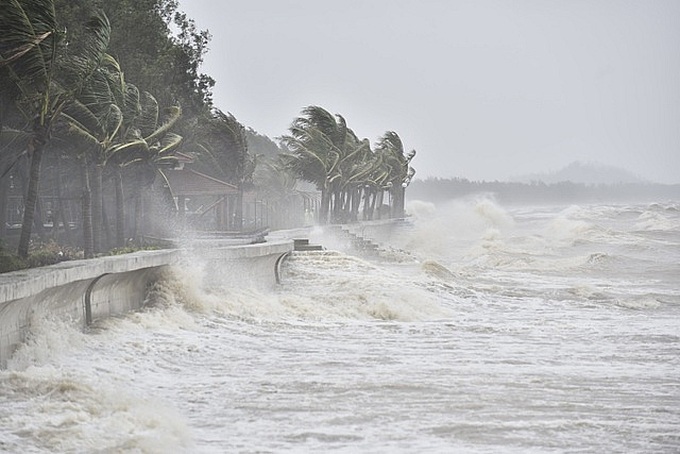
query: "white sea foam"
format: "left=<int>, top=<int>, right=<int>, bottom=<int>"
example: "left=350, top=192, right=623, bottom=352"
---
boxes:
left=402, top=196, right=515, bottom=261
left=278, top=251, right=453, bottom=321
left=614, top=294, right=663, bottom=310
left=635, top=209, right=677, bottom=231
left=6, top=316, right=85, bottom=371
left=1, top=309, right=194, bottom=453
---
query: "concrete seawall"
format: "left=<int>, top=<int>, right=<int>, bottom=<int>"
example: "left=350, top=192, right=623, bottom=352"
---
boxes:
left=0, top=240, right=292, bottom=368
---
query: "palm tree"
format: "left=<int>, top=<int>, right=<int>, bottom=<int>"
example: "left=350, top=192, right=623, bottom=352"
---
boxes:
left=0, top=4, right=111, bottom=257
left=281, top=106, right=356, bottom=224
left=64, top=69, right=182, bottom=250
left=61, top=53, right=126, bottom=253
left=196, top=109, right=253, bottom=230
left=109, top=94, right=182, bottom=243
left=375, top=131, right=416, bottom=218
left=253, top=156, right=313, bottom=228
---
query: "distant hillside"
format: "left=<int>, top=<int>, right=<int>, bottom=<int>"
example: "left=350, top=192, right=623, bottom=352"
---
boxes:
left=513, top=161, right=644, bottom=185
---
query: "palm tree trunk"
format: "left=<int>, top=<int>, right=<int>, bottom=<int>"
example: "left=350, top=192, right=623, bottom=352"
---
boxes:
left=235, top=184, right=244, bottom=231
left=373, top=190, right=379, bottom=220
left=17, top=141, right=44, bottom=258
left=114, top=167, right=125, bottom=247
left=81, top=158, right=94, bottom=259
left=0, top=175, right=7, bottom=239
left=351, top=188, right=361, bottom=222
left=332, top=188, right=342, bottom=224
left=92, top=163, right=103, bottom=252
left=374, top=192, right=385, bottom=219
left=394, top=185, right=406, bottom=218
left=133, top=192, right=142, bottom=241
left=361, top=188, right=370, bottom=221
left=319, top=189, right=330, bottom=225
left=55, top=159, right=74, bottom=246
left=102, top=201, right=113, bottom=250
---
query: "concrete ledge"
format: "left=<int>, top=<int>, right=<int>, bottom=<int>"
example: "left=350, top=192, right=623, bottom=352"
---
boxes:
left=196, top=240, right=292, bottom=259
left=196, top=240, right=293, bottom=289
left=0, top=240, right=294, bottom=368
left=0, top=249, right=182, bottom=306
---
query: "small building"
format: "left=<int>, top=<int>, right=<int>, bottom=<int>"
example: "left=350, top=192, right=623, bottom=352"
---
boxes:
left=153, top=167, right=240, bottom=232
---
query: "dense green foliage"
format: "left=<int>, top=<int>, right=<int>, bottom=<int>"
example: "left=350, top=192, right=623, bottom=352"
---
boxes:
left=0, top=0, right=219, bottom=259
left=281, top=106, right=416, bottom=224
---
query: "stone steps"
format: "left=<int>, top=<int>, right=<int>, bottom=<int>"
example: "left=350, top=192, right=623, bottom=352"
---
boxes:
left=293, top=238, right=324, bottom=251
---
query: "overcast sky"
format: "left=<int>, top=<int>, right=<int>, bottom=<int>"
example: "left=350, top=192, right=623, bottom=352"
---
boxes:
left=179, top=0, right=680, bottom=183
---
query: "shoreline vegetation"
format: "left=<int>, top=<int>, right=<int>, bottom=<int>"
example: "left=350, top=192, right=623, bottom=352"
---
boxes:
left=1, top=2, right=416, bottom=269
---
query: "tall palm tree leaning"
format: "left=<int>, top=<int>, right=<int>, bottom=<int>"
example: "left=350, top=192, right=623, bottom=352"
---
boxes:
left=280, top=106, right=352, bottom=224
left=0, top=3, right=112, bottom=257
left=197, top=109, right=253, bottom=231
left=61, top=53, right=127, bottom=254
left=375, top=131, right=416, bottom=219
left=109, top=93, right=182, bottom=243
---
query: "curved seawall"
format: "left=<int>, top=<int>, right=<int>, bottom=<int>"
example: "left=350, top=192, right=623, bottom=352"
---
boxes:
left=0, top=240, right=292, bottom=368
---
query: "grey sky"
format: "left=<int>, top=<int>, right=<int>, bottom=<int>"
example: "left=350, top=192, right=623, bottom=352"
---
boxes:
left=179, top=0, right=680, bottom=183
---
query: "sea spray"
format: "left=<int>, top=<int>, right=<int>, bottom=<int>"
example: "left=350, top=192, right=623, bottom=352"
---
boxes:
left=1, top=311, right=193, bottom=453
left=6, top=315, right=87, bottom=370
left=278, top=250, right=453, bottom=322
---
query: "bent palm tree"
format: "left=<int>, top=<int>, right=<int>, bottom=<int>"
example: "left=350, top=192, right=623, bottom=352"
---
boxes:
left=64, top=72, right=181, bottom=250
left=0, top=4, right=111, bottom=257
left=197, top=109, right=253, bottom=230
left=375, top=131, right=416, bottom=218
left=280, top=106, right=353, bottom=224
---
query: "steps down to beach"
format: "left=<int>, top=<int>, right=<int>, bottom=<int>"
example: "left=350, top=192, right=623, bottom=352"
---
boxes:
left=323, top=225, right=381, bottom=257
left=293, top=238, right=324, bottom=251
left=321, top=220, right=418, bottom=263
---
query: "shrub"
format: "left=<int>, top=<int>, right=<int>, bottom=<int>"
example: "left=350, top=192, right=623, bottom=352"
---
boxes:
left=108, top=245, right=160, bottom=255
left=0, top=252, right=28, bottom=273
left=25, top=240, right=83, bottom=267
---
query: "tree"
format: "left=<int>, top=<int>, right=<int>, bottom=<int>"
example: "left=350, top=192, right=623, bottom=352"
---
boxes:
left=63, top=65, right=182, bottom=250
left=252, top=156, right=306, bottom=228
left=280, top=106, right=347, bottom=224
left=98, top=0, right=214, bottom=121
left=108, top=93, right=182, bottom=243
left=280, top=106, right=385, bottom=224
left=61, top=52, right=129, bottom=252
left=195, top=109, right=254, bottom=230
left=0, top=3, right=112, bottom=257
left=374, top=131, right=416, bottom=218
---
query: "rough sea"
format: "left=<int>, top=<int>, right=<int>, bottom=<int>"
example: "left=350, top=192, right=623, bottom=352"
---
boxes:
left=1, top=197, right=679, bottom=453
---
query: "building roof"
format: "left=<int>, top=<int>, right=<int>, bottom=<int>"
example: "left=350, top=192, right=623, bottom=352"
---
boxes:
left=159, top=168, right=237, bottom=197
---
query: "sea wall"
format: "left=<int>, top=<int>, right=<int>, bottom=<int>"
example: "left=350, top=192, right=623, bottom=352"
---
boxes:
left=0, top=240, right=292, bottom=368
left=188, top=240, right=294, bottom=289
left=340, top=218, right=410, bottom=242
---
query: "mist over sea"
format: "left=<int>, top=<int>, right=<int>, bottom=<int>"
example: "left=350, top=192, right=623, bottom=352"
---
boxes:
left=1, top=198, right=679, bottom=453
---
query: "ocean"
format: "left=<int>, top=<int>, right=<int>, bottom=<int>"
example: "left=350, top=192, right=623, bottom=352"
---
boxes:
left=1, top=198, right=679, bottom=453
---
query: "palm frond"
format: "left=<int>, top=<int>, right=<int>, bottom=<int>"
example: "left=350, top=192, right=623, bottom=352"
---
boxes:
left=60, top=11, right=111, bottom=93
left=144, top=105, right=180, bottom=143
left=137, top=91, right=159, bottom=136
left=0, top=0, right=58, bottom=98
left=0, top=127, right=30, bottom=176
left=60, top=111, right=102, bottom=147
left=153, top=132, right=182, bottom=157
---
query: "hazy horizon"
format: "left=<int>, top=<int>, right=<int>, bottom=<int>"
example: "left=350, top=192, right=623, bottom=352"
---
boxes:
left=180, top=0, right=680, bottom=184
